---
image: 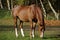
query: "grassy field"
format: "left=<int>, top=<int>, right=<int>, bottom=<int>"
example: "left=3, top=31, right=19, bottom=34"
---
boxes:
left=0, top=19, right=60, bottom=40
left=0, top=30, right=60, bottom=40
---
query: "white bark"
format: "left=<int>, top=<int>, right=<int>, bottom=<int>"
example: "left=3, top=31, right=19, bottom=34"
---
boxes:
left=7, top=0, right=10, bottom=10
left=39, top=0, right=47, bottom=18
left=48, top=0, right=59, bottom=20
left=11, top=0, right=13, bottom=9
left=0, top=0, right=3, bottom=9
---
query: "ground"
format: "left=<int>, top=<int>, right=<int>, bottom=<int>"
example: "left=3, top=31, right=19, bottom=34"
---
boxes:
left=0, top=19, right=60, bottom=40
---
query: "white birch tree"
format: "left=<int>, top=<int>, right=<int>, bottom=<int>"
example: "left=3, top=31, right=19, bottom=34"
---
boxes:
left=11, top=0, right=13, bottom=9
left=48, top=0, right=59, bottom=20
left=0, top=0, right=3, bottom=9
left=7, top=0, right=10, bottom=10
left=39, top=0, right=47, bottom=18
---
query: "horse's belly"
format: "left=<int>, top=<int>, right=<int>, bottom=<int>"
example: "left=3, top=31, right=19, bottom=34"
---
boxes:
left=18, top=13, right=29, bottom=22
left=20, top=17, right=29, bottom=22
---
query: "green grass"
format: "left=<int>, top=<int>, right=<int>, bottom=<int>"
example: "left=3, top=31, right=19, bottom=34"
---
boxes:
left=0, top=30, right=60, bottom=40
left=0, top=9, right=12, bottom=19
left=0, top=19, right=60, bottom=40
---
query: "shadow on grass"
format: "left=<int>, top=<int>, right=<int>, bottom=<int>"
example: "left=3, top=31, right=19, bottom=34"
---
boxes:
left=0, top=25, right=60, bottom=31
left=0, top=25, right=38, bottom=31
left=24, top=35, right=60, bottom=40
left=0, top=25, right=14, bottom=31
left=43, top=34, right=60, bottom=39
left=0, top=25, right=31, bottom=31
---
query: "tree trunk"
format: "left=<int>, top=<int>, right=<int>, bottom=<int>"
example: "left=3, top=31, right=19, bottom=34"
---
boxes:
left=0, top=0, right=3, bottom=9
left=7, top=0, right=10, bottom=10
left=36, top=0, right=38, bottom=5
left=11, top=0, right=13, bottom=9
left=48, top=0, right=59, bottom=20
left=39, top=0, right=47, bottom=18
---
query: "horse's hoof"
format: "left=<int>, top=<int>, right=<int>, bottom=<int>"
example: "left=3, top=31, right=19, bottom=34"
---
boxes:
left=22, top=35, right=24, bottom=37
left=40, top=35, right=44, bottom=38
left=16, top=34, right=18, bottom=38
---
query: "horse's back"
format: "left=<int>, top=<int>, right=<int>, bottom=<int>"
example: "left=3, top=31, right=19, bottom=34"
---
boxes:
left=12, top=4, right=43, bottom=22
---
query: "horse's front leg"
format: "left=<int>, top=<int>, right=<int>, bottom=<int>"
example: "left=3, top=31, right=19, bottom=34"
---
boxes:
left=30, top=22, right=36, bottom=38
left=19, top=21, right=24, bottom=37
left=39, top=26, right=44, bottom=38
left=14, top=18, right=18, bottom=37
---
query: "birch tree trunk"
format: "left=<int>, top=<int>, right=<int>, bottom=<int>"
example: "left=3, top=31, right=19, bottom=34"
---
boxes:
left=0, top=0, right=3, bottom=9
left=7, top=0, right=10, bottom=10
left=48, top=0, right=59, bottom=20
left=39, top=0, right=47, bottom=18
left=11, top=0, right=13, bottom=9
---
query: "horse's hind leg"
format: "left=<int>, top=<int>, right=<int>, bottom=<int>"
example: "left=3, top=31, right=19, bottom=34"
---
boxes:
left=30, top=22, right=33, bottom=38
left=19, top=21, right=24, bottom=37
left=14, top=17, right=18, bottom=37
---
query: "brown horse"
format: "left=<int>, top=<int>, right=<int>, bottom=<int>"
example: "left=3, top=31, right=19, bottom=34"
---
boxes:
left=12, top=4, right=45, bottom=38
